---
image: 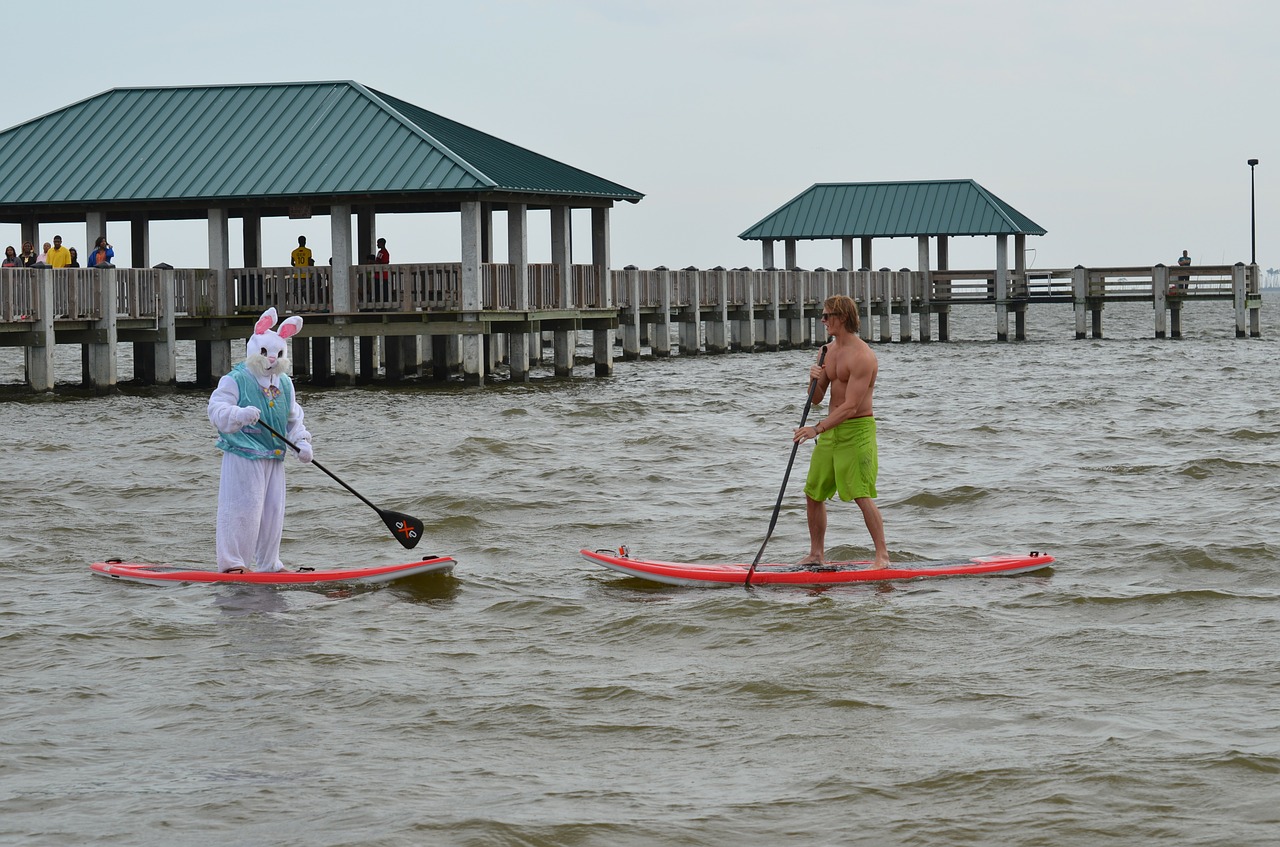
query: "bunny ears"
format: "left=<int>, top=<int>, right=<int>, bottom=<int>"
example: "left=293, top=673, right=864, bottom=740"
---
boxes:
left=252, top=307, right=303, bottom=340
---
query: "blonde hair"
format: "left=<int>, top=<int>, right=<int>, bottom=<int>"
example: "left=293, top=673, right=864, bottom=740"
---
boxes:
left=823, top=295, right=859, bottom=334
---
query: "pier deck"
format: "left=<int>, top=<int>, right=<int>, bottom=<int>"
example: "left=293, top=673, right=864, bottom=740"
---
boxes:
left=0, top=261, right=1262, bottom=392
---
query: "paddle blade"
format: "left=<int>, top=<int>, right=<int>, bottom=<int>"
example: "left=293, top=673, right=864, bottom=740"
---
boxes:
left=380, top=509, right=425, bottom=549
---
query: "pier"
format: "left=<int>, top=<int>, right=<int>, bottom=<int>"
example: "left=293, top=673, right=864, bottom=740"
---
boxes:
left=0, top=260, right=1261, bottom=392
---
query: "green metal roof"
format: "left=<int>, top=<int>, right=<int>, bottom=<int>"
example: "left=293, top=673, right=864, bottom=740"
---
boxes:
left=740, top=180, right=1045, bottom=240
left=0, top=81, right=643, bottom=211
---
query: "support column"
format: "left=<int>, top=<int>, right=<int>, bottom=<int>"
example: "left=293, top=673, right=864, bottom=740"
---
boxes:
left=237, top=213, right=263, bottom=315
left=591, top=206, right=613, bottom=377
left=1248, top=263, right=1262, bottom=337
left=679, top=268, right=701, bottom=354
left=995, top=234, right=1009, bottom=341
left=460, top=200, right=485, bottom=384
left=1072, top=266, right=1087, bottom=339
left=655, top=267, right=672, bottom=356
left=21, top=217, right=39, bottom=255
left=860, top=237, right=873, bottom=271
left=1013, top=233, right=1028, bottom=340
left=766, top=271, right=781, bottom=351
left=1153, top=265, right=1169, bottom=338
left=357, top=207, right=376, bottom=264
left=707, top=267, right=729, bottom=353
left=740, top=269, right=757, bottom=351
left=27, top=269, right=56, bottom=392
left=129, top=214, right=151, bottom=268
left=877, top=269, right=892, bottom=343
left=507, top=202, right=531, bottom=381
left=937, top=235, right=951, bottom=342
left=784, top=238, right=797, bottom=270
left=86, top=268, right=118, bottom=392
left=201, top=208, right=233, bottom=386
left=762, top=239, right=775, bottom=270
left=84, top=213, right=107, bottom=253
left=917, top=236, right=931, bottom=342
left=897, top=269, right=913, bottom=342
left=1233, top=262, right=1248, bottom=338
left=127, top=215, right=157, bottom=381
left=242, top=213, right=262, bottom=267
left=550, top=205, right=574, bottom=376
left=155, top=270, right=177, bottom=384
left=327, top=204, right=356, bottom=384
left=787, top=271, right=806, bottom=347
left=857, top=271, right=872, bottom=342
left=622, top=266, right=641, bottom=360
left=842, top=238, right=855, bottom=273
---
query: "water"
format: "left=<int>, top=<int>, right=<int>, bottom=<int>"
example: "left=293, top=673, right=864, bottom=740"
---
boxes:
left=3, top=300, right=1279, bottom=846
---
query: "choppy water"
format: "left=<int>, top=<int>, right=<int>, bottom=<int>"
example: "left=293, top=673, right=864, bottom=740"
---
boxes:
left=2, top=299, right=1279, bottom=846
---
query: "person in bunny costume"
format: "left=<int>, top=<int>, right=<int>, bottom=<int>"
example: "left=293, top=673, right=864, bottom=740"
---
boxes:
left=208, top=307, right=314, bottom=573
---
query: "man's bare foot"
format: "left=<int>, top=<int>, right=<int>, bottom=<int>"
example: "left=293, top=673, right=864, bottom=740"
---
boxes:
left=872, top=558, right=891, bottom=569
left=796, top=555, right=826, bottom=566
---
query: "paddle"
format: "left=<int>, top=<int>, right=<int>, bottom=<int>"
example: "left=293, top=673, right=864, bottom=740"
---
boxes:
left=256, top=419, right=424, bottom=549
left=745, top=340, right=830, bottom=586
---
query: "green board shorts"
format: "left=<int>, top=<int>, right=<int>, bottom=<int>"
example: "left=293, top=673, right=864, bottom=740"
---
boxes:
left=804, top=416, right=878, bottom=502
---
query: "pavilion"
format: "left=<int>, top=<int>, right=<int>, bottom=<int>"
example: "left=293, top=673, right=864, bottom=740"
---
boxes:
left=0, top=80, right=644, bottom=381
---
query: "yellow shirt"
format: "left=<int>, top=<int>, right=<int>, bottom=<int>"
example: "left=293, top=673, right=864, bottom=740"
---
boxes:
left=46, top=245, right=72, bottom=268
left=291, top=246, right=312, bottom=267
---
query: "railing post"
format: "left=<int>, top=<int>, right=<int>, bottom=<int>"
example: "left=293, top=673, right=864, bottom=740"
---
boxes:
left=1152, top=265, right=1168, bottom=338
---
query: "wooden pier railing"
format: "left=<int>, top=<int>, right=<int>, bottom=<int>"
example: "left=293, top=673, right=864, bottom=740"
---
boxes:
left=0, top=261, right=1262, bottom=392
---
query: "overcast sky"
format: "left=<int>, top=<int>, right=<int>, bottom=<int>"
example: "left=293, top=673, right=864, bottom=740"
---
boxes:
left=3, top=0, right=1273, bottom=272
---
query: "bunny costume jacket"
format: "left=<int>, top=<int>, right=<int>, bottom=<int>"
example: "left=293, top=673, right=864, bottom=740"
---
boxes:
left=208, top=364, right=311, bottom=573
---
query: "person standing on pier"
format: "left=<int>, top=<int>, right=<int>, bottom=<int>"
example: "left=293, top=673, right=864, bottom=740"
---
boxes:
left=291, top=235, right=312, bottom=269
left=1174, top=249, right=1192, bottom=293
left=46, top=235, right=71, bottom=269
left=792, top=294, right=890, bottom=567
left=88, top=236, right=114, bottom=268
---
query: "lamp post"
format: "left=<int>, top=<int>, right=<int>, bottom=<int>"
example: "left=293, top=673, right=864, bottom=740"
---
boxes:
left=1248, top=158, right=1259, bottom=265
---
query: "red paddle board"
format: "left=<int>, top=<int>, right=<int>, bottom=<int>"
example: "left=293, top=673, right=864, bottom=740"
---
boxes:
left=90, top=556, right=455, bottom=587
left=581, top=548, right=1053, bottom=587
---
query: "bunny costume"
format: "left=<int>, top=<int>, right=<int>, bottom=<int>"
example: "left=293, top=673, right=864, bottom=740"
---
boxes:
left=208, top=308, right=313, bottom=572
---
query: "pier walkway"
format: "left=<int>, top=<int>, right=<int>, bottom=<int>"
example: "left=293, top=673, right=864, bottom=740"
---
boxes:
left=0, top=261, right=1261, bottom=392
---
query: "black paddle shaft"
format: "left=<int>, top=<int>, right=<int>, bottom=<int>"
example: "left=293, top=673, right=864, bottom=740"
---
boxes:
left=746, top=342, right=830, bottom=585
left=255, top=419, right=424, bottom=549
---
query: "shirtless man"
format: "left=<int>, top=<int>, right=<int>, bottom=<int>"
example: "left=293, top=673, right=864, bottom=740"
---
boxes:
left=792, top=294, right=890, bottom=567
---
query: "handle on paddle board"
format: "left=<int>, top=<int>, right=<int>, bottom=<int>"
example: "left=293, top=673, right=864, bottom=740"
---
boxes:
left=256, top=419, right=424, bottom=549
left=746, top=340, right=830, bottom=586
